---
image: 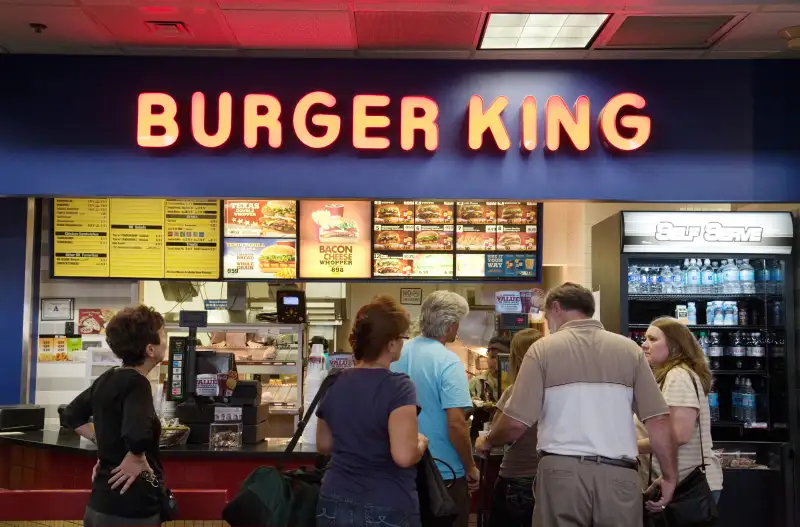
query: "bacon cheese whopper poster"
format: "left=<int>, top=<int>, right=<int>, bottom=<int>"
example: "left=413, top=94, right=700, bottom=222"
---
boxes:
left=298, top=200, right=372, bottom=279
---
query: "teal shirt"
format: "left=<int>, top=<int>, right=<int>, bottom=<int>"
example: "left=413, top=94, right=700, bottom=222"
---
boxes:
left=391, top=337, right=472, bottom=478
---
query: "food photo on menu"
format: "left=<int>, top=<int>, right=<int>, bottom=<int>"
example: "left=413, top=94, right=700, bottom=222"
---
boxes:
left=374, top=201, right=414, bottom=224
left=456, top=226, right=497, bottom=251
left=414, top=228, right=453, bottom=251
left=414, top=201, right=453, bottom=224
left=374, top=226, right=414, bottom=251
left=412, top=253, right=454, bottom=277
left=223, top=239, right=297, bottom=279
left=313, top=204, right=360, bottom=243
left=374, top=254, right=412, bottom=277
left=299, top=200, right=372, bottom=279
left=496, top=227, right=537, bottom=251
left=486, top=254, right=537, bottom=278
left=497, top=201, right=537, bottom=225
left=224, top=200, right=297, bottom=238
left=457, top=202, right=496, bottom=224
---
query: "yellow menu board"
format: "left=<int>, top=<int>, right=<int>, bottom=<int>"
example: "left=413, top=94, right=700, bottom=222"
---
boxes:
left=110, top=198, right=165, bottom=278
left=53, top=198, right=221, bottom=280
left=164, top=199, right=221, bottom=279
left=53, top=198, right=110, bottom=277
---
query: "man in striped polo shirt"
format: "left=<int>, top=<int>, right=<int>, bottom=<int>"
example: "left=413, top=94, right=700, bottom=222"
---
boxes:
left=478, top=282, right=678, bottom=527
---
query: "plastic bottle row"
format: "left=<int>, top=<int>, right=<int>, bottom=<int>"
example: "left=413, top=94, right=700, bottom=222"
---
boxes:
left=628, top=259, right=784, bottom=295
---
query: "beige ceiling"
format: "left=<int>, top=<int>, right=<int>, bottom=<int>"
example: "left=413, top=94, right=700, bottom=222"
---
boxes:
left=0, top=0, right=798, bottom=58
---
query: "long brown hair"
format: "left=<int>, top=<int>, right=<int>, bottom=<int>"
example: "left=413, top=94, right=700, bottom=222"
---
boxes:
left=650, top=317, right=713, bottom=394
left=508, top=328, right=543, bottom=385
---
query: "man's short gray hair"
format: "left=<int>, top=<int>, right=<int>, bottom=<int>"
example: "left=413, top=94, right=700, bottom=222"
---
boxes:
left=419, top=291, right=470, bottom=339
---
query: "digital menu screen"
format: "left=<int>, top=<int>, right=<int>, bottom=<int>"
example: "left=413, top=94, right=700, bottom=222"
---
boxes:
left=53, top=198, right=221, bottom=280
left=298, top=200, right=372, bottom=279
left=223, top=238, right=297, bottom=279
left=372, top=200, right=455, bottom=278
left=223, top=200, right=297, bottom=238
left=455, top=201, right=539, bottom=279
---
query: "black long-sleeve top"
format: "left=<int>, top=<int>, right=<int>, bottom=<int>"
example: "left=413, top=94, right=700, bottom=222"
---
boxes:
left=60, top=367, right=163, bottom=518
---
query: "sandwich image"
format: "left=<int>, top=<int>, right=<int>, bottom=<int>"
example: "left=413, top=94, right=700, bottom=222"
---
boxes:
left=501, top=205, right=523, bottom=221
left=260, top=201, right=297, bottom=234
left=417, top=204, right=443, bottom=221
left=376, top=230, right=401, bottom=247
left=376, top=258, right=402, bottom=275
left=459, top=203, right=483, bottom=220
left=258, top=244, right=296, bottom=274
left=497, top=232, right=522, bottom=249
left=319, top=217, right=360, bottom=243
left=416, top=231, right=441, bottom=247
left=458, top=233, right=490, bottom=250
left=376, top=205, right=401, bottom=222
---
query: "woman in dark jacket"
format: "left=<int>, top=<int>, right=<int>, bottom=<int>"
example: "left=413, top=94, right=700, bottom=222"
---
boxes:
left=61, top=305, right=168, bottom=527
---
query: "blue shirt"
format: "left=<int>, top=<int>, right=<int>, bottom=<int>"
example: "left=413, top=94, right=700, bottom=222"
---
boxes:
left=391, top=337, right=472, bottom=479
left=317, top=368, right=419, bottom=512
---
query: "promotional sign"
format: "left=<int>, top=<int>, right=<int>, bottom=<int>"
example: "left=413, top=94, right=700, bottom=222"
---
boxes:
left=400, top=288, right=423, bottom=305
left=373, top=252, right=454, bottom=278
left=298, top=200, right=372, bottom=279
left=622, top=211, right=794, bottom=255
left=223, top=238, right=297, bottom=279
left=224, top=199, right=297, bottom=238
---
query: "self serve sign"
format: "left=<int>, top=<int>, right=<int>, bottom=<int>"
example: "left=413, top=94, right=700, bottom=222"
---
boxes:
left=655, top=222, right=764, bottom=243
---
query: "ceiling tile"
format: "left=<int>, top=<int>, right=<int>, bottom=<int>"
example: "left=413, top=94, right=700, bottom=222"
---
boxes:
left=601, top=15, right=735, bottom=48
left=355, top=10, right=481, bottom=49
left=714, top=11, right=800, bottom=51
left=0, top=4, right=114, bottom=53
left=83, top=3, right=236, bottom=47
left=222, top=9, right=353, bottom=49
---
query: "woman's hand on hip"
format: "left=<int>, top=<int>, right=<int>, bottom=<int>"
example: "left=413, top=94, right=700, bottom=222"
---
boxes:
left=109, top=452, right=151, bottom=494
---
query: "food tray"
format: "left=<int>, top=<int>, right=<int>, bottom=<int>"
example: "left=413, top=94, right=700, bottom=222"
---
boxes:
left=160, top=426, right=190, bottom=449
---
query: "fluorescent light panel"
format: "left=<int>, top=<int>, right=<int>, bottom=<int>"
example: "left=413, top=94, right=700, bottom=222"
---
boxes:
left=481, top=13, right=609, bottom=50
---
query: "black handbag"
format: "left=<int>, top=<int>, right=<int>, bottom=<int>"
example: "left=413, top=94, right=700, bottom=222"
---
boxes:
left=416, top=450, right=459, bottom=527
left=142, top=470, right=178, bottom=521
left=646, top=371, right=718, bottom=527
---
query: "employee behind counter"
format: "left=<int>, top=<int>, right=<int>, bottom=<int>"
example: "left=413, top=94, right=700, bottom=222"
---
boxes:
left=469, top=337, right=509, bottom=441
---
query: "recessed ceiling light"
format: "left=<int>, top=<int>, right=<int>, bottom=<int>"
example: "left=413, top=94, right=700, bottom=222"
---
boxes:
left=480, top=13, right=609, bottom=50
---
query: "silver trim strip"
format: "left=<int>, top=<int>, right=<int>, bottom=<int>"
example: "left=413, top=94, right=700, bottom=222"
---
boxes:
left=20, top=197, right=36, bottom=403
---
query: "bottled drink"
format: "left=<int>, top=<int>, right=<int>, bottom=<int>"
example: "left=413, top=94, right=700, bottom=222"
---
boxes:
left=708, top=332, right=724, bottom=358
left=723, top=301, right=738, bottom=326
left=711, top=261, right=720, bottom=294
left=748, top=332, right=765, bottom=357
left=710, top=357, right=721, bottom=370
left=712, top=301, right=725, bottom=326
left=640, top=266, right=650, bottom=293
left=687, top=302, right=697, bottom=325
left=742, top=379, right=757, bottom=424
left=649, top=267, right=661, bottom=294
left=628, top=265, right=640, bottom=294
left=718, top=260, right=728, bottom=294
left=755, top=260, right=769, bottom=295
left=705, top=302, right=715, bottom=326
left=672, top=265, right=683, bottom=294
left=768, top=261, right=783, bottom=295
left=739, top=259, right=755, bottom=294
left=726, top=259, right=741, bottom=294
left=738, top=306, right=749, bottom=326
left=660, top=265, right=673, bottom=295
left=733, top=377, right=742, bottom=421
left=729, top=331, right=746, bottom=358
left=771, top=300, right=783, bottom=327
left=708, top=386, right=720, bottom=422
left=686, top=259, right=701, bottom=294
left=698, top=332, right=709, bottom=357
left=700, top=259, right=714, bottom=294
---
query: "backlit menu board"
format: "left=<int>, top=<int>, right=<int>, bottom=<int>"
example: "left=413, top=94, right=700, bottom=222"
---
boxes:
left=223, top=200, right=297, bottom=239
left=298, top=200, right=372, bottom=279
left=53, top=198, right=221, bottom=280
left=373, top=201, right=455, bottom=278
left=455, top=201, right=539, bottom=279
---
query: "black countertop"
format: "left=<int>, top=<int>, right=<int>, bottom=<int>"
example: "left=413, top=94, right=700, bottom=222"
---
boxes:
left=0, top=428, right=320, bottom=459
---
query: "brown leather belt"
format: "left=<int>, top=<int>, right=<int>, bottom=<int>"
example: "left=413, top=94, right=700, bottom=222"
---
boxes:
left=540, top=451, right=638, bottom=471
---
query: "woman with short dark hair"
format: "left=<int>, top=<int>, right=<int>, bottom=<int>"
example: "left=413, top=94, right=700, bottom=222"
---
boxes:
left=316, top=296, right=427, bottom=527
left=61, top=305, right=168, bottom=527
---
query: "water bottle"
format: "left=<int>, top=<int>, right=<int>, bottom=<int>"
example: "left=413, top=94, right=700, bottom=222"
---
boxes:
left=640, top=266, right=650, bottom=294
left=628, top=265, right=640, bottom=294
left=686, top=259, right=701, bottom=294
left=723, top=301, right=738, bottom=326
left=718, top=260, right=728, bottom=293
left=687, top=302, right=697, bottom=326
left=739, top=259, right=755, bottom=294
left=726, top=259, right=741, bottom=294
left=661, top=265, right=673, bottom=295
left=708, top=332, right=724, bottom=358
left=708, top=386, right=720, bottom=422
left=701, top=259, right=715, bottom=294
left=672, top=265, right=683, bottom=294
left=649, top=267, right=661, bottom=294
left=755, top=260, right=769, bottom=295
left=729, top=331, right=746, bottom=357
left=748, top=332, right=765, bottom=357
left=711, top=262, right=720, bottom=294
left=713, top=301, right=725, bottom=326
left=698, top=332, right=709, bottom=357
left=768, top=261, right=783, bottom=295
left=733, top=377, right=742, bottom=421
left=706, top=303, right=715, bottom=326
left=742, top=379, right=757, bottom=424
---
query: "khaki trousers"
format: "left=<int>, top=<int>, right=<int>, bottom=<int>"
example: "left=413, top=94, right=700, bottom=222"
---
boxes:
left=533, top=454, right=642, bottom=527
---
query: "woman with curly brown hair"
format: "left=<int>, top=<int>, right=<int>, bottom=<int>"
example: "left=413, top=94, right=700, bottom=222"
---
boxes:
left=315, top=295, right=427, bottom=527
left=61, top=305, right=168, bottom=527
left=636, top=317, right=723, bottom=505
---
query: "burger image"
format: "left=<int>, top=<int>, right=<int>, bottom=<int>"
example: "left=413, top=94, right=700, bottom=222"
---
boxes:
left=417, top=204, right=443, bottom=222
left=375, top=258, right=402, bottom=275
left=376, top=205, right=401, bottom=222
left=258, top=244, right=296, bottom=274
left=501, top=205, right=523, bottom=222
left=376, top=230, right=401, bottom=247
left=459, top=203, right=483, bottom=221
left=319, top=217, right=359, bottom=243
left=497, top=232, right=522, bottom=249
left=260, top=201, right=297, bottom=235
left=458, top=233, right=490, bottom=250
left=416, top=231, right=440, bottom=247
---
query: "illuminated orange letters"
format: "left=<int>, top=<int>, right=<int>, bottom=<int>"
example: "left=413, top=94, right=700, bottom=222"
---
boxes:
left=293, top=91, right=341, bottom=149
left=244, top=94, right=282, bottom=149
left=520, top=96, right=537, bottom=151
left=598, top=93, right=651, bottom=151
left=468, top=95, right=511, bottom=151
left=400, top=97, right=440, bottom=151
left=353, top=95, right=391, bottom=150
left=137, top=93, right=179, bottom=148
left=191, top=92, right=232, bottom=148
left=545, top=96, right=591, bottom=151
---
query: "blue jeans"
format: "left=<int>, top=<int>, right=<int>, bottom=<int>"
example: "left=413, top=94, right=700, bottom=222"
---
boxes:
left=316, top=494, right=421, bottom=527
left=712, top=490, right=721, bottom=505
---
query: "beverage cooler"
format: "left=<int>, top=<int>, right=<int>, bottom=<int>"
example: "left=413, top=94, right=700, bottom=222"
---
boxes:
left=592, top=211, right=798, bottom=527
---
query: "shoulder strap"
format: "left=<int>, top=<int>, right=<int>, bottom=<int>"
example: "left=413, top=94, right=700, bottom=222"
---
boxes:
left=284, top=369, right=341, bottom=455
